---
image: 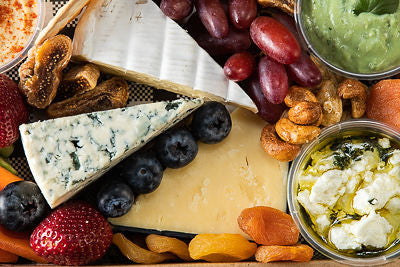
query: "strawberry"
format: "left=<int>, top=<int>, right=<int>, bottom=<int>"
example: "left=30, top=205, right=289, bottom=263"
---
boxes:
left=30, top=201, right=113, bottom=265
left=0, top=74, right=29, bottom=147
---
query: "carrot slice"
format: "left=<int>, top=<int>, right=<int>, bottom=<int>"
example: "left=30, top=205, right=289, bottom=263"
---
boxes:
left=0, top=224, right=47, bottom=263
left=0, top=167, right=47, bottom=263
left=0, top=166, right=22, bottom=190
left=0, top=248, right=18, bottom=263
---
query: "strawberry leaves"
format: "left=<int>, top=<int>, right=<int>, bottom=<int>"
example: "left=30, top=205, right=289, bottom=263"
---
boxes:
left=353, top=0, right=399, bottom=16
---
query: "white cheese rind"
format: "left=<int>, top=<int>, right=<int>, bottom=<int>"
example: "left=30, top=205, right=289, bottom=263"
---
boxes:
left=72, top=0, right=257, bottom=112
left=19, top=99, right=203, bottom=208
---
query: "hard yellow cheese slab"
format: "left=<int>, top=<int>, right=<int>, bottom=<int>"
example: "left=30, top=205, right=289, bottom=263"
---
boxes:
left=109, top=108, right=288, bottom=236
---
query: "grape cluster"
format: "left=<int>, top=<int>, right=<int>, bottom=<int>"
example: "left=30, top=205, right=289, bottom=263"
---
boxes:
left=160, top=1, right=322, bottom=124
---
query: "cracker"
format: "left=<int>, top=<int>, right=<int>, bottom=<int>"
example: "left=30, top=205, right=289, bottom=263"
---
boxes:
left=35, top=0, right=90, bottom=45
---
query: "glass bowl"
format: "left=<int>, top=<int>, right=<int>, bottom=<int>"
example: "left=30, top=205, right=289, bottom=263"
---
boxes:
left=294, top=0, right=400, bottom=80
left=288, top=119, right=400, bottom=266
left=0, top=0, right=45, bottom=74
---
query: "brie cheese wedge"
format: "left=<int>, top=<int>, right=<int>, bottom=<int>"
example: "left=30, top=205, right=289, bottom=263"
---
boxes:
left=19, top=99, right=203, bottom=208
left=72, top=0, right=257, bottom=112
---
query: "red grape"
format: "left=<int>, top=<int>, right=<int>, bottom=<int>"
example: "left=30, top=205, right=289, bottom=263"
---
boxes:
left=258, top=56, right=288, bottom=104
left=250, top=16, right=301, bottom=64
left=224, top=51, right=255, bottom=81
left=195, top=0, right=229, bottom=38
left=221, top=0, right=229, bottom=14
left=196, top=27, right=251, bottom=56
left=270, top=11, right=299, bottom=41
left=270, top=11, right=307, bottom=50
left=244, top=76, right=285, bottom=123
left=229, top=0, right=257, bottom=30
left=160, top=0, right=193, bottom=20
left=286, top=51, right=322, bottom=87
left=184, top=12, right=205, bottom=37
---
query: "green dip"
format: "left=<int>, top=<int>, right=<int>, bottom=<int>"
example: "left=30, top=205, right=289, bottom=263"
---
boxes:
left=301, top=0, right=400, bottom=74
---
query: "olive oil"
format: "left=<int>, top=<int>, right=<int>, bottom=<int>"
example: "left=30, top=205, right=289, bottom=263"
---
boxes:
left=297, top=135, right=400, bottom=255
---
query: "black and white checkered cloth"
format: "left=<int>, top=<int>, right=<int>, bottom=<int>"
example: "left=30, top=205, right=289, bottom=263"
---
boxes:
left=4, top=0, right=326, bottom=260
left=5, top=0, right=171, bottom=177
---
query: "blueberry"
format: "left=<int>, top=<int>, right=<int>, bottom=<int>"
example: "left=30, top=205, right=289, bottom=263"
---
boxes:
left=97, top=182, right=134, bottom=218
left=155, top=128, right=198, bottom=168
left=119, top=152, right=163, bottom=194
left=191, top=101, right=232, bottom=144
left=0, top=181, right=49, bottom=232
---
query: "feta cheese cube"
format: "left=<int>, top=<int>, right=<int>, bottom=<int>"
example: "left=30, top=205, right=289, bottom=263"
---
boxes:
left=353, top=173, right=400, bottom=214
left=309, top=170, right=346, bottom=208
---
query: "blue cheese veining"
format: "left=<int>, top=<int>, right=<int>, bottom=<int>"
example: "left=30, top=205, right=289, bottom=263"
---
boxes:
left=19, top=99, right=203, bottom=208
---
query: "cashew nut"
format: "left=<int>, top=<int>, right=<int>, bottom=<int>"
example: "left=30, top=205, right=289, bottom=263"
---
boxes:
left=284, top=86, right=318, bottom=107
left=275, top=118, right=321, bottom=145
left=260, top=125, right=301, bottom=162
left=281, top=108, right=289, bottom=119
left=288, top=101, right=322, bottom=125
left=338, top=79, right=368, bottom=119
left=340, top=109, right=353, bottom=122
left=310, top=55, right=343, bottom=86
left=316, top=80, right=343, bottom=126
left=313, top=112, right=323, bottom=127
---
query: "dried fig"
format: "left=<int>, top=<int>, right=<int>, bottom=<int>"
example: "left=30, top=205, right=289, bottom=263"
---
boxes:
left=47, top=77, right=129, bottom=118
left=57, top=63, right=100, bottom=100
left=19, top=35, right=72, bottom=109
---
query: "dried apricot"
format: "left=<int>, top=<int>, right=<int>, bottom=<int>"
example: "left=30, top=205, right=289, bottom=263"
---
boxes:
left=238, top=206, right=299, bottom=245
left=255, top=244, right=313, bottom=263
left=188, top=233, right=257, bottom=262
left=367, top=79, right=400, bottom=131
left=112, top=233, right=176, bottom=264
left=145, top=234, right=192, bottom=261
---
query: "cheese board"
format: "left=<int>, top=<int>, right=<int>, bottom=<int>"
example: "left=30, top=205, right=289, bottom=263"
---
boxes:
left=2, top=0, right=400, bottom=266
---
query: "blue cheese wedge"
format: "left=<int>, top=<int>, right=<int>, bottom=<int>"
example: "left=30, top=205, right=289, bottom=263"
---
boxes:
left=19, top=99, right=203, bottom=208
left=72, top=0, right=257, bottom=113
